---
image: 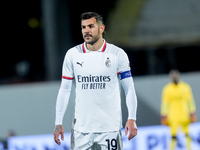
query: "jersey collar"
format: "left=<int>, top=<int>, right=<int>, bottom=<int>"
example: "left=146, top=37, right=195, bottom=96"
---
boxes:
left=83, top=40, right=107, bottom=53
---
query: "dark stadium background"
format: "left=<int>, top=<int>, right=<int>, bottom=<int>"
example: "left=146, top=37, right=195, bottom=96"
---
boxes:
left=1, top=0, right=200, bottom=84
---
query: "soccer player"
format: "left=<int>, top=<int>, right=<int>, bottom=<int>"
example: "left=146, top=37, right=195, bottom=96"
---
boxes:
left=53, top=12, right=138, bottom=150
left=161, top=69, right=196, bottom=150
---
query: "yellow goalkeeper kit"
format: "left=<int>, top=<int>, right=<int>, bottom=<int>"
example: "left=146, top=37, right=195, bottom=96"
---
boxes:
left=161, top=81, right=196, bottom=136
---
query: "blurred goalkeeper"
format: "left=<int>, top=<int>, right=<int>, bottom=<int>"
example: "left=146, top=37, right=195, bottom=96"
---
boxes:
left=161, top=69, right=196, bottom=150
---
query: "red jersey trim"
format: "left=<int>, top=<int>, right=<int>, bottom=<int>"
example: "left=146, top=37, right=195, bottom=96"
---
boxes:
left=62, top=76, right=74, bottom=80
left=83, top=43, right=86, bottom=53
left=82, top=41, right=107, bottom=53
left=101, top=41, right=107, bottom=52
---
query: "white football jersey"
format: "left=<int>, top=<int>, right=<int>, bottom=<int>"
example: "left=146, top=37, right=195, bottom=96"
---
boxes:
left=62, top=40, right=130, bottom=133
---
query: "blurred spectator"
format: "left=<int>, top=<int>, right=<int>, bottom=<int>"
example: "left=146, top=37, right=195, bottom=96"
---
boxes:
left=161, top=69, right=196, bottom=150
left=6, top=130, right=15, bottom=139
left=1, top=130, right=16, bottom=150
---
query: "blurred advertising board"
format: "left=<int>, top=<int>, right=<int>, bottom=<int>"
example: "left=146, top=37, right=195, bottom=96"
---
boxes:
left=8, top=122, right=200, bottom=150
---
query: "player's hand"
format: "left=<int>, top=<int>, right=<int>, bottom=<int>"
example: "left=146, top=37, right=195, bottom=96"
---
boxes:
left=190, top=113, right=196, bottom=123
left=161, top=116, right=168, bottom=125
left=53, top=125, right=64, bottom=145
left=125, top=119, right=137, bottom=140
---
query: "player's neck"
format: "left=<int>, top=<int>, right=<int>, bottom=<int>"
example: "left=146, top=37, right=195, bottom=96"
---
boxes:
left=86, top=38, right=104, bottom=51
left=173, top=80, right=179, bottom=85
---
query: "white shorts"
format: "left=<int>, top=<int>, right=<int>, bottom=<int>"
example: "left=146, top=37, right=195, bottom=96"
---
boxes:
left=70, top=130, right=123, bottom=150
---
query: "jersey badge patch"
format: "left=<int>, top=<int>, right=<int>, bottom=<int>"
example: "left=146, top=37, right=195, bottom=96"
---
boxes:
left=105, top=57, right=111, bottom=68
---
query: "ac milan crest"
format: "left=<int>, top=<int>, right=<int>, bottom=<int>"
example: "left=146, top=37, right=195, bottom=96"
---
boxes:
left=105, top=57, right=111, bottom=68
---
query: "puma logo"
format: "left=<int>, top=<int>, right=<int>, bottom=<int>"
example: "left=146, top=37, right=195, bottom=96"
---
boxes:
left=77, top=62, right=84, bottom=67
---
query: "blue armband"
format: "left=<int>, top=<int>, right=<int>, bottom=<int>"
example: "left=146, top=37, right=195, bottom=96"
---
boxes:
left=119, top=70, right=132, bottom=80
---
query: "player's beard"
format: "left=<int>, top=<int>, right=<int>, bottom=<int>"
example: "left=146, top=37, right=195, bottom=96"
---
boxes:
left=84, top=29, right=100, bottom=45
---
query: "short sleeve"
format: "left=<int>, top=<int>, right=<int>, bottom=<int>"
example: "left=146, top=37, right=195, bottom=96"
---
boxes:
left=117, top=49, right=130, bottom=73
left=62, top=50, right=74, bottom=79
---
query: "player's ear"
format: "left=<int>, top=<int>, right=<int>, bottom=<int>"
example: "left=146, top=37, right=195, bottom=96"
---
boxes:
left=100, top=24, right=105, bottom=34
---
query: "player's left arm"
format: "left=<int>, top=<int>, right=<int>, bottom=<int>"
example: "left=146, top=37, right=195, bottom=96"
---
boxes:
left=120, top=71, right=138, bottom=140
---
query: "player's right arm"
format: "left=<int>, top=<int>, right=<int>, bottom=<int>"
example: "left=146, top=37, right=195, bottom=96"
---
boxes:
left=54, top=50, right=74, bottom=145
left=54, top=78, right=73, bottom=145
